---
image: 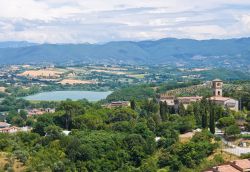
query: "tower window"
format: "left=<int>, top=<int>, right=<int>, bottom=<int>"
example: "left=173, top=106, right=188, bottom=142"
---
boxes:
left=218, top=91, right=221, bottom=96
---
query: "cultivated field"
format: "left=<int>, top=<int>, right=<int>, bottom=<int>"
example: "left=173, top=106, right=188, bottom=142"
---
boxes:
left=59, top=79, right=96, bottom=85
left=0, top=87, right=6, bottom=92
left=18, top=68, right=64, bottom=78
left=90, top=69, right=128, bottom=75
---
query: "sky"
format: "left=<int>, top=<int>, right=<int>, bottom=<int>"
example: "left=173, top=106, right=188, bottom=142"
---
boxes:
left=0, top=0, right=250, bottom=43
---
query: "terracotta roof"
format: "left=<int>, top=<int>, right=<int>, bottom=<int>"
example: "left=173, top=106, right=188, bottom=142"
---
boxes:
left=0, top=122, right=10, bottom=127
left=213, top=79, right=223, bottom=82
left=160, top=95, right=175, bottom=99
left=0, top=126, right=19, bottom=132
left=178, top=96, right=202, bottom=100
left=209, top=96, right=232, bottom=101
left=231, top=159, right=250, bottom=171
left=213, top=165, right=240, bottom=172
left=206, top=159, right=250, bottom=172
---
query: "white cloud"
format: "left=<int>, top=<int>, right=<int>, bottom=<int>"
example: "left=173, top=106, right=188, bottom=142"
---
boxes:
left=0, top=0, right=250, bottom=43
left=240, top=14, right=250, bottom=29
left=177, top=25, right=228, bottom=40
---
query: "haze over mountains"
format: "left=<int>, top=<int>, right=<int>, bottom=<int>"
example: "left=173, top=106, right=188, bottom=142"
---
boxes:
left=0, top=38, right=249, bottom=67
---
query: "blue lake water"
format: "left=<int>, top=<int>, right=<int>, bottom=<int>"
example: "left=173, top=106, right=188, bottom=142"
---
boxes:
left=24, top=91, right=112, bottom=101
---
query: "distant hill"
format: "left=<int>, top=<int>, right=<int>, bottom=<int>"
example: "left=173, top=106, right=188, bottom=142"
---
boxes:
left=0, top=38, right=249, bottom=67
left=0, top=41, right=37, bottom=48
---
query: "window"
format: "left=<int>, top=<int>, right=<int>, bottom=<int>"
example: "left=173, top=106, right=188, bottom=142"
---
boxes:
left=218, top=91, right=221, bottom=96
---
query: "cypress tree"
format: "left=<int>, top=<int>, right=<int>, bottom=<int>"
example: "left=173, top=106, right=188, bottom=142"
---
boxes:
left=201, top=110, right=208, bottom=129
left=209, top=104, right=215, bottom=134
left=130, top=99, right=136, bottom=110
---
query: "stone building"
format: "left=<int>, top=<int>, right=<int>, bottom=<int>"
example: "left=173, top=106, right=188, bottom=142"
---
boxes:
left=159, top=79, right=239, bottom=111
left=209, top=79, right=239, bottom=111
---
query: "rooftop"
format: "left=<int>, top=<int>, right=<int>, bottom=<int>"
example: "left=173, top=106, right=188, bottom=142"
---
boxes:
left=206, top=159, right=250, bottom=172
left=0, top=122, right=10, bottom=127
left=213, top=79, right=223, bottom=82
left=231, top=159, right=250, bottom=171
left=209, top=96, right=232, bottom=101
left=178, top=96, right=203, bottom=100
left=213, top=165, right=240, bottom=172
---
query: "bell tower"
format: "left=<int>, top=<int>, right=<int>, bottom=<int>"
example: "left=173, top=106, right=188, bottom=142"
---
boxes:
left=212, top=79, right=223, bottom=97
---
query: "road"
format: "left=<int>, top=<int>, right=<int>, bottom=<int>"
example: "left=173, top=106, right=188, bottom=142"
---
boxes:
left=215, top=128, right=250, bottom=156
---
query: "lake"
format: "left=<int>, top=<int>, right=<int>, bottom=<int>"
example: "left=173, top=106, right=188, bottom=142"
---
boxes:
left=24, top=91, right=112, bottom=101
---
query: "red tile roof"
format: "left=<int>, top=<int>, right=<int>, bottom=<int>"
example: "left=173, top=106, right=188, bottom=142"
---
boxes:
left=231, top=159, right=250, bottom=171
left=206, top=159, right=250, bottom=172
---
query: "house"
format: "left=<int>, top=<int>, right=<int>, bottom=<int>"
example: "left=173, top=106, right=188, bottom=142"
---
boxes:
left=105, top=101, right=131, bottom=108
left=205, top=159, right=250, bottom=172
left=0, top=126, right=20, bottom=133
left=27, top=108, right=55, bottom=117
left=0, top=122, right=10, bottom=128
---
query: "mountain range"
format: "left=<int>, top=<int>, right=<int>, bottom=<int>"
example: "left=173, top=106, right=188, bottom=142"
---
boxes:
left=0, top=38, right=249, bottom=67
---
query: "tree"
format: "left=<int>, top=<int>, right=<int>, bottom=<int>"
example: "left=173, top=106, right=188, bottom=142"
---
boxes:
left=225, top=125, right=240, bottom=138
left=123, top=134, right=147, bottom=166
left=141, top=99, right=159, bottom=116
left=130, top=99, right=136, bottom=110
left=19, top=110, right=28, bottom=120
left=44, top=125, right=63, bottom=140
left=201, top=98, right=209, bottom=129
left=178, top=103, right=186, bottom=116
left=159, top=101, right=165, bottom=117
left=178, top=116, right=196, bottom=134
left=217, top=117, right=235, bottom=128
left=160, top=101, right=169, bottom=121
left=209, top=105, right=215, bottom=134
left=57, top=100, right=85, bottom=130
left=147, top=117, right=156, bottom=132
left=201, top=111, right=208, bottom=129
left=33, top=114, right=54, bottom=135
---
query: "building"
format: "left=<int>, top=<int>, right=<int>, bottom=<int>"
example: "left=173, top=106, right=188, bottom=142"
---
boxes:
left=0, top=126, right=20, bottom=133
left=210, top=79, right=239, bottom=111
left=212, top=79, right=223, bottom=96
left=159, top=94, right=175, bottom=106
left=0, top=122, right=11, bottom=128
left=105, top=101, right=131, bottom=108
left=159, top=95, right=202, bottom=109
left=205, top=159, right=250, bottom=172
left=177, top=96, right=203, bottom=109
left=27, top=108, right=55, bottom=117
left=159, top=79, right=239, bottom=111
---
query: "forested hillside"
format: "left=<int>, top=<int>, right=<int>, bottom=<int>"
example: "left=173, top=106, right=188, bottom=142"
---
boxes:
left=0, top=38, right=250, bottom=66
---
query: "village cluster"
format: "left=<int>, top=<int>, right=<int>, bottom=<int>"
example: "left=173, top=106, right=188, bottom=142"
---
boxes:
left=159, top=79, right=239, bottom=112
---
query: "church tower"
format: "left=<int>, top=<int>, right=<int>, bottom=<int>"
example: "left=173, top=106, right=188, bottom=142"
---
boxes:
left=212, top=79, right=223, bottom=97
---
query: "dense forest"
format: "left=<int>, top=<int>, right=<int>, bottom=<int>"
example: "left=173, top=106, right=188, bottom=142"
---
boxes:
left=0, top=80, right=250, bottom=171
left=0, top=97, right=248, bottom=171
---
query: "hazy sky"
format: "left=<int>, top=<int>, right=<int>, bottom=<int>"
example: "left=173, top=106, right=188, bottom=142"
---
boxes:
left=0, top=0, right=250, bottom=43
